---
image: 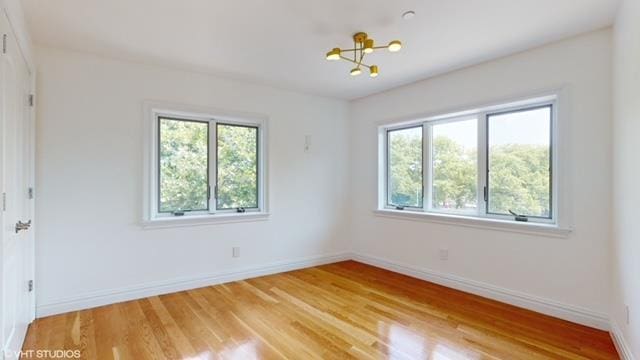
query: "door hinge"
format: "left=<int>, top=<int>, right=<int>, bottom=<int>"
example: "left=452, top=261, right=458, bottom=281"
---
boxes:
left=483, top=186, right=488, bottom=202
left=28, top=280, right=34, bottom=292
left=2, top=34, right=6, bottom=54
left=2, top=192, right=6, bottom=211
left=28, top=94, right=35, bottom=107
left=28, top=187, right=34, bottom=199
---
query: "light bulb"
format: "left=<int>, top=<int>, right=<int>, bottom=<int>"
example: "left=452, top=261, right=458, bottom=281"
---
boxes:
left=388, top=40, right=402, bottom=52
left=325, top=48, right=341, bottom=60
left=363, top=39, right=374, bottom=54
left=369, top=65, right=379, bottom=77
left=350, top=68, right=362, bottom=76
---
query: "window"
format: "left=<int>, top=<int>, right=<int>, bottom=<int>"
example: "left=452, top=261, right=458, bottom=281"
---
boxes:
left=387, top=126, right=423, bottom=209
left=145, top=103, right=267, bottom=223
left=379, top=96, right=557, bottom=225
left=487, top=106, right=552, bottom=219
left=216, top=123, right=259, bottom=210
left=159, top=118, right=209, bottom=213
left=430, top=117, right=478, bottom=214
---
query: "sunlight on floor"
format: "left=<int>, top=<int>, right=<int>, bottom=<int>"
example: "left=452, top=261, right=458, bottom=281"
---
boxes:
left=387, top=324, right=428, bottom=358
left=381, top=322, right=480, bottom=360
left=218, top=340, right=258, bottom=360
left=431, top=343, right=480, bottom=360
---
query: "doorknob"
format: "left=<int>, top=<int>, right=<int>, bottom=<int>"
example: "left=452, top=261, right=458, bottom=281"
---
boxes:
left=15, top=220, right=31, bottom=233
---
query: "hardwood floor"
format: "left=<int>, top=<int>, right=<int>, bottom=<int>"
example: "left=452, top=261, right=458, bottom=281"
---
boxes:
left=23, top=261, right=619, bottom=359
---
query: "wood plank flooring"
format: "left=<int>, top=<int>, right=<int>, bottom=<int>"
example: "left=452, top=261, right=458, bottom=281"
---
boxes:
left=23, top=261, right=619, bottom=359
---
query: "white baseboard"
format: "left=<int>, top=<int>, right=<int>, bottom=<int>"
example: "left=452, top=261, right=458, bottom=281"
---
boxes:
left=351, top=252, right=610, bottom=331
left=36, top=252, right=351, bottom=318
left=611, top=321, right=636, bottom=360
left=37, top=251, right=613, bottom=336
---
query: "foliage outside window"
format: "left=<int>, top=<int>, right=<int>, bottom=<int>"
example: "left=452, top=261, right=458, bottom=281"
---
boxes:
left=487, top=106, right=551, bottom=218
left=159, top=118, right=209, bottom=213
left=382, top=101, right=555, bottom=224
left=387, top=126, right=423, bottom=208
left=216, top=124, right=258, bottom=210
left=431, top=119, right=477, bottom=213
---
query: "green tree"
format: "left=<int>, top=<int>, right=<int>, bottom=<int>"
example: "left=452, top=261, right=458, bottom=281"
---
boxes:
left=432, top=136, right=476, bottom=210
left=388, top=131, right=550, bottom=217
left=389, top=129, right=422, bottom=207
left=488, top=144, right=550, bottom=217
left=159, top=119, right=208, bottom=212
left=216, top=124, right=258, bottom=209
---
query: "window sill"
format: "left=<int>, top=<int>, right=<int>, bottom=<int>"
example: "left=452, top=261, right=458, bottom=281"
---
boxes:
left=142, top=212, right=270, bottom=229
left=373, top=209, right=572, bottom=238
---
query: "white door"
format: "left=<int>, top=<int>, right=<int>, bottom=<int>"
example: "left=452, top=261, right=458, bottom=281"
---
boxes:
left=1, top=13, right=35, bottom=360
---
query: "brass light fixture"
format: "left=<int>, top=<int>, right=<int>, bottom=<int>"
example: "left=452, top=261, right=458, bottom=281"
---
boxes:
left=325, top=32, right=402, bottom=78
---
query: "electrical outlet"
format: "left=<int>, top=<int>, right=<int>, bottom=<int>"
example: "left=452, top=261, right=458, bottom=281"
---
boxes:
left=439, top=248, right=449, bottom=261
left=626, top=305, right=630, bottom=325
left=232, top=247, right=240, bottom=258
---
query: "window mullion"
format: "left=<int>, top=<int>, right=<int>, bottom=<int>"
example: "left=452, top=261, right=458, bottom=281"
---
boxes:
left=153, top=115, right=160, bottom=218
left=384, top=130, right=389, bottom=207
left=211, top=120, right=217, bottom=213
left=423, top=123, right=431, bottom=212
left=378, top=129, right=388, bottom=209
left=478, top=113, right=488, bottom=217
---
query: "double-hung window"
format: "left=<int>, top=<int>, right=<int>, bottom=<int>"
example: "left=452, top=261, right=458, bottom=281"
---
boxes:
left=144, top=104, right=267, bottom=224
left=380, top=96, right=558, bottom=225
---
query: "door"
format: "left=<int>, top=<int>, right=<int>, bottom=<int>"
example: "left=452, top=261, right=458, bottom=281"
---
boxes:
left=1, top=12, right=35, bottom=360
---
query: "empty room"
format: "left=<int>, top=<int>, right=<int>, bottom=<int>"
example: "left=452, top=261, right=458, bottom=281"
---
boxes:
left=0, top=0, right=638, bottom=359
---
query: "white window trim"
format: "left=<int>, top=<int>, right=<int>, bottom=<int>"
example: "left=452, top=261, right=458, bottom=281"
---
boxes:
left=142, top=101, right=269, bottom=228
left=373, top=209, right=571, bottom=237
left=376, top=90, right=573, bottom=237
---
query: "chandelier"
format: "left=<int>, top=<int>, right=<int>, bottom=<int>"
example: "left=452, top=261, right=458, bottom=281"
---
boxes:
left=325, top=32, right=402, bottom=78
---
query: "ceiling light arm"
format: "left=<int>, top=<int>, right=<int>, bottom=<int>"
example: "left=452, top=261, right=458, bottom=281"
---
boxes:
left=356, top=47, right=365, bottom=68
left=353, top=39, right=357, bottom=63
left=339, top=55, right=371, bottom=68
left=340, top=45, right=391, bottom=53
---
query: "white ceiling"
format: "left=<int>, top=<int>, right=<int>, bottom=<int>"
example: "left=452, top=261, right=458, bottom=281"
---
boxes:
left=23, top=0, right=619, bottom=99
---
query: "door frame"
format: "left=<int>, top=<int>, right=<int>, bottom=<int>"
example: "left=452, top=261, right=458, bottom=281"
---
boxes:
left=25, top=61, right=35, bottom=323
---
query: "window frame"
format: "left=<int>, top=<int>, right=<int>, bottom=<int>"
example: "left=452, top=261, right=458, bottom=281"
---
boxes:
left=485, top=104, right=554, bottom=221
left=215, top=122, right=260, bottom=211
left=143, top=102, right=269, bottom=227
left=385, top=124, right=424, bottom=210
left=426, top=115, right=480, bottom=216
left=157, top=116, right=211, bottom=215
left=379, top=95, right=559, bottom=226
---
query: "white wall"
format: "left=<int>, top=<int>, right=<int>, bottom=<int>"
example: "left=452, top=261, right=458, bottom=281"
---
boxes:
left=612, top=0, right=640, bottom=357
left=34, top=47, right=351, bottom=314
left=349, top=29, right=612, bottom=326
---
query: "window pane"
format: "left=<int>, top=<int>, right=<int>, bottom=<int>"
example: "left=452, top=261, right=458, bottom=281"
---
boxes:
left=488, top=106, right=552, bottom=218
left=159, top=118, right=209, bottom=213
left=431, top=119, right=478, bottom=213
left=217, top=124, right=258, bottom=209
left=388, top=126, right=423, bottom=208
